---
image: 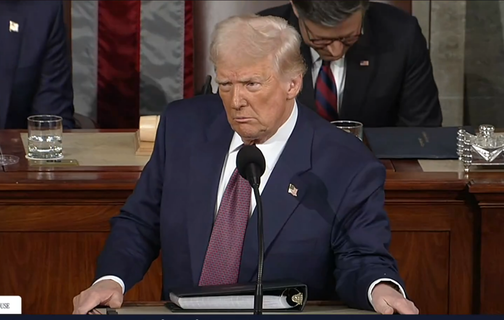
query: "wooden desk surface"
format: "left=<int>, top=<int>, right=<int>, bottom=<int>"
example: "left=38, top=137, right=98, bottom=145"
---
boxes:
left=96, top=301, right=375, bottom=315
left=0, top=129, right=145, bottom=172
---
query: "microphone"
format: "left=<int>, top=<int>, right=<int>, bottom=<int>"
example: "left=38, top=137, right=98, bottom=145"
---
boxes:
left=236, top=145, right=266, bottom=316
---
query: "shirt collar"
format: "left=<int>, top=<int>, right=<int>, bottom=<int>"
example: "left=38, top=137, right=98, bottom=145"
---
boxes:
left=228, top=101, right=298, bottom=154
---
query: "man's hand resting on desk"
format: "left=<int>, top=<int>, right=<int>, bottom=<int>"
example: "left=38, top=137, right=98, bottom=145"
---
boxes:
left=72, top=280, right=123, bottom=314
left=371, top=283, right=419, bottom=314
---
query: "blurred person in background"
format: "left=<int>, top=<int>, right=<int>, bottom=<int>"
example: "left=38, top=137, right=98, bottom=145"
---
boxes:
left=0, top=0, right=74, bottom=129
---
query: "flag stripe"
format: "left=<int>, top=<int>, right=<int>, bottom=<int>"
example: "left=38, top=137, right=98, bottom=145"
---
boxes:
left=71, top=1, right=98, bottom=120
left=184, top=0, right=194, bottom=98
left=139, top=1, right=185, bottom=116
left=72, top=1, right=193, bottom=127
left=97, top=0, right=141, bottom=128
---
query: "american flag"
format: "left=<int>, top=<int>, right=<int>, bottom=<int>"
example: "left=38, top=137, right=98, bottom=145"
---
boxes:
left=70, top=1, right=194, bottom=129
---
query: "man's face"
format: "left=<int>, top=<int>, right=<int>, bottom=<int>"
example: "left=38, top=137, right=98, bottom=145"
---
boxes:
left=216, top=57, right=300, bottom=144
left=295, top=9, right=363, bottom=61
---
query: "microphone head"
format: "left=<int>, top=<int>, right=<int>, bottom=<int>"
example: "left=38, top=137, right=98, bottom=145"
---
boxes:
left=236, top=145, right=266, bottom=181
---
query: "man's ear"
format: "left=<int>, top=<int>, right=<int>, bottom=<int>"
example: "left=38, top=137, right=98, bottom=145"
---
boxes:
left=290, top=1, right=299, bottom=18
left=286, top=75, right=303, bottom=100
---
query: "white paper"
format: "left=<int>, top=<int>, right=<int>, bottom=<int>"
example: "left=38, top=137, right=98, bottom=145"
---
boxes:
left=169, top=293, right=294, bottom=310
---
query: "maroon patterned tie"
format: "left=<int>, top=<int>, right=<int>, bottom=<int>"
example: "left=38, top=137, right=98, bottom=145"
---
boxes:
left=199, top=168, right=251, bottom=286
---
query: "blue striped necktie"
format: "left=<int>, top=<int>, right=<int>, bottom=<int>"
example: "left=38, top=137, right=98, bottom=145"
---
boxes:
left=315, top=61, right=338, bottom=121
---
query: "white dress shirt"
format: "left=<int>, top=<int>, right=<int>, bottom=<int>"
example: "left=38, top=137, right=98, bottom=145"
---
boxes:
left=94, top=101, right=406, bottom=308
left=216, top=101, right=298, bottom=215
left=311, top=48, right=346, bottom=113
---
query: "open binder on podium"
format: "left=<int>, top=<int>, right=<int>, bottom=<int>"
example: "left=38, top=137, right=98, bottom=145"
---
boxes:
left=165, top=281, right=308, bottom=313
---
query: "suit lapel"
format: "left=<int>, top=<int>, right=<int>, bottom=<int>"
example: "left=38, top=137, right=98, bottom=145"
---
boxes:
left=187, top=110, right=234, bottom=285
left=239, top=107, right=313, bottom=282
left=340, top=16, right=376, bottom=120
left=0, top=6, right=24, bottom=129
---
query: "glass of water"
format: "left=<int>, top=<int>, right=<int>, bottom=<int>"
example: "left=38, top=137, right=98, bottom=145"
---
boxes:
left=331, top=120, right=363, bottom=141
left=26, top=115, right=63, bottom=160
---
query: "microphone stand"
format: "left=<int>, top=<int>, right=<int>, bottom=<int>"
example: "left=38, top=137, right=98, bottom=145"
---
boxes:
left=238, top=146, right=266, bottom=316
left=251, top=185, right=264, bottom=316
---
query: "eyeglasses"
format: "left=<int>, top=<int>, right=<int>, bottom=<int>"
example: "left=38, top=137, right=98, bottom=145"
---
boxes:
left=300, top=19, right=363, bottom=48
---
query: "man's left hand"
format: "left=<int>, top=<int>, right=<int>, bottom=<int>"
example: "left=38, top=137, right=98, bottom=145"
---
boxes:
left=371, top=283, right=419, bottom=314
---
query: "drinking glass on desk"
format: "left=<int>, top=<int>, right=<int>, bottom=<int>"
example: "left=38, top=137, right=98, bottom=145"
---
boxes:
left=26, top=115, right=63, bottom=160
left=0, top=152, right=19, bottom=166
left=331, top=120, right=363, bottom=141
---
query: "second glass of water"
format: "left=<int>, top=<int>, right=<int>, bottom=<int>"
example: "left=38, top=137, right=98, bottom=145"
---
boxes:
left=26, top=115, right=63, bottom=160
left=331, top=120, right=364, bottom=141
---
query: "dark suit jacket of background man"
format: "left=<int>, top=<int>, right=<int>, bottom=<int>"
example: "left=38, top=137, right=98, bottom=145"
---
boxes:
left=95, top=94, right=406, bottom=311
left=0, top=0, right=74, bottom=129
left=258, top=2, right=442, bottom=127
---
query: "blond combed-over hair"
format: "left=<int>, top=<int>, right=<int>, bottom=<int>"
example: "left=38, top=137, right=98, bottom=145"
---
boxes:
left=209, top=14, right=307, bottom=81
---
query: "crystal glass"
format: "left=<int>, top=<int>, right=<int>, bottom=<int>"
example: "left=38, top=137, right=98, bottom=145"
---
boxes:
left=331, top=120, right=363, bottom=141
left=0, top=154, right=19, bottom=166
left=26, top=115, right=63, bottom=160
left=457, top=124, right=504, bottom=172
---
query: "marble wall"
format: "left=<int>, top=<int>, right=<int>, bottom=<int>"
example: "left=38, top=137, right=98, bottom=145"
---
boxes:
left=464, top=1, right=504, bottom=128
left=415, top=0, right=504, bottom=128
left=414, top=1, right=467, bottom=127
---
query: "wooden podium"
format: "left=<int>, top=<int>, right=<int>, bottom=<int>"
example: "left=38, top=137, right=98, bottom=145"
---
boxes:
left=96, top=301, right=376, bottom=315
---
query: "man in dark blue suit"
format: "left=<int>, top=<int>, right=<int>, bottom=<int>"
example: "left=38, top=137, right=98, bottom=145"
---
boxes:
left=0, top=1, right=74, bottom=129
left=258, top=1, right=442, bottom=127
left=73, top=15, right=418, bottom=315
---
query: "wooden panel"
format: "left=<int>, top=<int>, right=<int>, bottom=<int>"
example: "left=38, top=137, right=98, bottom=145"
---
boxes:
left=480, top=207, right=504, bottom=314
left=386, top=202, right=475, bottom=314
left=0, top=232, right=162, bottom=315
left=0, top=195, right=472, bottom=315
left=470, top=181, right=504, bottom=314
left=0, top=206, right=121, bottom=232
left=0, top=233, right=105, bottom=314
left=448, top=205, right=476, bottom=315
left=390, top=232, right=450, bottom=315
left=387, top=203, right=454, bottom=231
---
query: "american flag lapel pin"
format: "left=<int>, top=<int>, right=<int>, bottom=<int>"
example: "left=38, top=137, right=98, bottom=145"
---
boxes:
left=288, top=184, right=298, bottom=197
left=360, top=60, right=369, bottom=66
left=9, top=21, right=19, bottom=33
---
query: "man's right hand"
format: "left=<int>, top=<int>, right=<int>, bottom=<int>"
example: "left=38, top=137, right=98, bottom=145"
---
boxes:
left=72, top=280, right=124, bottom=314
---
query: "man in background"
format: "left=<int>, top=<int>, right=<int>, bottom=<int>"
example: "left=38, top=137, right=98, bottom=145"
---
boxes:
left=258, top=0, right=442, bottom=127
left=0, top=0, right=75, bottom=129
left=72, top=14, right=418, bottom=315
